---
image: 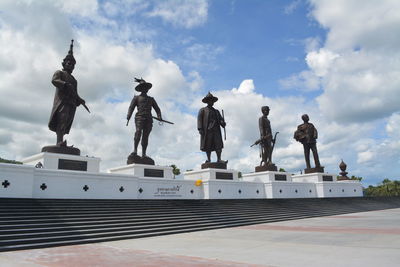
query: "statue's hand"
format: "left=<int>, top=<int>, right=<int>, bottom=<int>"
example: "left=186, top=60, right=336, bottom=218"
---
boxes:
left=198, top=129, right=204, bottom=135
left=221, top=121, right=226, bottom=128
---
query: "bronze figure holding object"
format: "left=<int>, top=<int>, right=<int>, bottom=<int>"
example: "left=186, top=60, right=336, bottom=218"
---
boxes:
left=294, top=114, right=324, bottom=173
left=42, top=40, right=89, bottom=156
left=197, top=92, right=227, bottom=169
left=252, top=106, right=278, bottom=172
left=126, top=78, right=171, bottom=165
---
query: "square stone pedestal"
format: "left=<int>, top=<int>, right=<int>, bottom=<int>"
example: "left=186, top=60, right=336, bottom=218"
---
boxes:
left=22, top=152, right=100, bottom=173
left=292, top=172, right=336, bottom=183
left=242, top=171, right=292, bottom=183
left=184, top=168, right=239, bottom=181
left=108, top=164, right=174, bottom=179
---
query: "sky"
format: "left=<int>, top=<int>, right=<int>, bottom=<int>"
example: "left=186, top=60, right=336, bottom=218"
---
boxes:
left=0, top=0, right=399, bottom=186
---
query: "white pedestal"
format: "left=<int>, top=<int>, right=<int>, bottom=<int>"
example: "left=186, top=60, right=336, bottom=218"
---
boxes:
left=184, top=168, right=239, bottom=181
left=292, top=172, right=337, bottom=183
left=22, top=152, right=100, bottom=173
left=242, top=171, right=292, bottom=182
left=108, top=164, right=174, bottom=179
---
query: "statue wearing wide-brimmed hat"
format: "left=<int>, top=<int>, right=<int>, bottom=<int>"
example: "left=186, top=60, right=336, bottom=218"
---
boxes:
left=126, top=78, right=162, bottom=165
left=197, top=92, right=227, bottom=169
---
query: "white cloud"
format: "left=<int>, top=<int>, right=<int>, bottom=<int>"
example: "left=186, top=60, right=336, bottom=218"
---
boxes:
left=284, top=0, right=301, bottom=15
left=231, top=79, right=255, bottom=94
left=146, top=0, right=208, bottom=29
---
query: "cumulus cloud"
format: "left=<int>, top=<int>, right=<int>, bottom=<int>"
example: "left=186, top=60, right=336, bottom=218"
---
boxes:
left=278, top=0, right=400, bottom=182
left=146, top=0, right=208, bottom=29
left=284, top=0, right=302, bottom=15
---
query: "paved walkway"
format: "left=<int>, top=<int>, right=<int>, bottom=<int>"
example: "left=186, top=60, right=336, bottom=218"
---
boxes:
left=1, top=208, right=400, bottom=267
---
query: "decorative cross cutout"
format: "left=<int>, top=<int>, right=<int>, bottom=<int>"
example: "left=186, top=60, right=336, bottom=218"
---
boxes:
left=279, top=189, right=282, bottom=193
left=342, top=189, right=344, bottom=192
left=295, top=189, right=298, bottom=193
left=309, top=189, right=312, bottom=193
left=256, top=190, right=259, bottom=194
left=138, top=188, right=143, bottom=193
left=218, top=189, right=222, bottom=194
left=190, top=189, right=194, bottom=194
left=83, top=185, right=89, bottom=191
left=2, top=180, right=10, bottom=188
left=238, top=189, right=242, bottom=194
left=40, top=183, right=47, bottom=190
left=119, top=186, right=124, bottom=192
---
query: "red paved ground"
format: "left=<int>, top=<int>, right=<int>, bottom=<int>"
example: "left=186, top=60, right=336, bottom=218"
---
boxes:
left=4, top=244, right=268, bottom=267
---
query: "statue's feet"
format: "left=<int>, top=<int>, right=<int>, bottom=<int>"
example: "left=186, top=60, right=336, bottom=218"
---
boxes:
left=205, top=159, right=210, bottom=163
left=57, top=140, right=67, bottom=147
left=218, top=159, right=228, bottom=164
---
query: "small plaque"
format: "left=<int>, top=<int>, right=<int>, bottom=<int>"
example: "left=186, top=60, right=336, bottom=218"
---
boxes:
left=274, top=174, right=287, bottom=181
left=144, top=169, right=164, bottom=178
left=323, top=175, right=333, bottom=181
left=58, top=159, right=87, bottom=171
left=216, top=172, right=233, bottom=180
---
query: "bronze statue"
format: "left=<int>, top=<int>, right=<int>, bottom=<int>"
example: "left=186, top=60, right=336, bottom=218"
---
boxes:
left=294, top=114, right=324, bottom=173
left=42, top=40, right=89, bottom=155
left=126, top=78, right=162, bottom=165
left=338, top=160, right=350, bottom=180
left=251, top=106, right=278, bottom=172
left=197, top=92, right=227, bottom=169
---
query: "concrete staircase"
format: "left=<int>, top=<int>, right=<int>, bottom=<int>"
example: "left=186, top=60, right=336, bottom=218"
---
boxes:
left=1, top=197, right=399, bottom=252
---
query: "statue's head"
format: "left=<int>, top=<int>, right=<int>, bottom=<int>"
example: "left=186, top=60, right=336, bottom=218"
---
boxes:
left=301, top=114, right=309, bottom=122
left=62, top=40, right=76, bottom=73
left=261, top=106, right=270, bottom=116
left=202, top=92, right=218, bottom=106
left=134, top=77, right=152, bottom=93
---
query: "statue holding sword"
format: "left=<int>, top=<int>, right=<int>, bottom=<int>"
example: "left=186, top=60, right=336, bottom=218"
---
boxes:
left=126, top=78, right=173, bottom=165
left=43, top=40, right=90, bottom=155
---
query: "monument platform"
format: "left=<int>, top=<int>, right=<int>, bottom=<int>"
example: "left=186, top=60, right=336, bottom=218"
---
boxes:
left=0, top=153, right=363, bottom=200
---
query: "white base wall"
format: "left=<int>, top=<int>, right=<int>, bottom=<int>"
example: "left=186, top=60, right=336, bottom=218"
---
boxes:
left=0, top=160, right=364, bottom=200
left=137, top=179, right=204, bottom=199
left=316, top=181, right=363, bottom=198
left=203, top=180, right=265, bottom=199
left=264, top=182, right=317, bottom=199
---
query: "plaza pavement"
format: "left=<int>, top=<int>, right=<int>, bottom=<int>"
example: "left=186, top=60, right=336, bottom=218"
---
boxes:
left=1, top=208, right=399, bottom=267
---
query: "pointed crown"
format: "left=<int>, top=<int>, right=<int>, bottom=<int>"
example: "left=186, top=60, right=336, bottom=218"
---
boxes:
left=63, top=39, right=76, bottom=64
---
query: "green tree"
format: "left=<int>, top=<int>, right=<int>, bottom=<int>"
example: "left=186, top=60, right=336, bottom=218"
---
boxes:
left=279, top=168, right=286, bottom=172
left=349, top=175, right=363, bottom=181
left=364, top=179, right=400, bottom=197
left=170, top=164, right=180, bottom=179
left=0, top=157, right=22, bottom=165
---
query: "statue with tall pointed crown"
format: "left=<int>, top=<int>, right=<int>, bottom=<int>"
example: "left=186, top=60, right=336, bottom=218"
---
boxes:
left=42, top=40, right=89, bottom=155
